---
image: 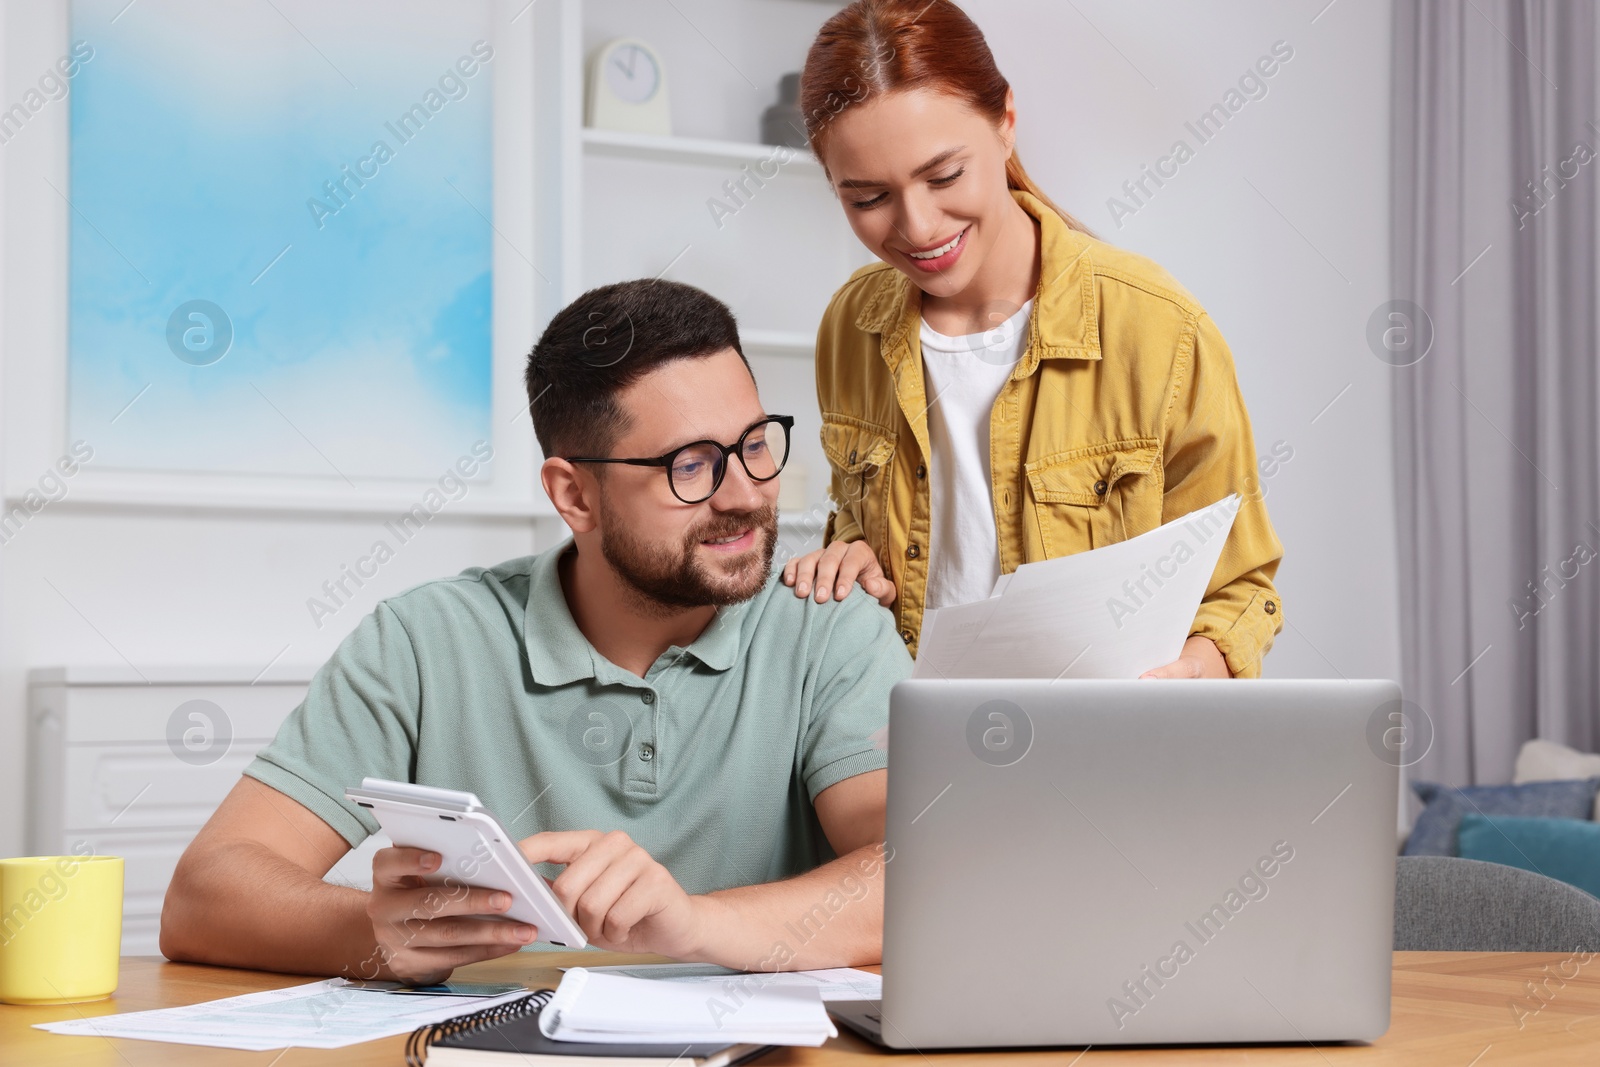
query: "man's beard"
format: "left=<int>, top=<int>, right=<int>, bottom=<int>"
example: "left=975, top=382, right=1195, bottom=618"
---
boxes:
left=600, top=503, right=778, bottom=612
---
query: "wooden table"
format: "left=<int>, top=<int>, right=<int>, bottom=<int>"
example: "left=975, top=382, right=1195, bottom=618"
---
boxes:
left=4, top=952, right=1598, bottom=1065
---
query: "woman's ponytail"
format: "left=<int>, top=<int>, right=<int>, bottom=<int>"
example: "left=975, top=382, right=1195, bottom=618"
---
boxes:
left=1005, top=149, right=1096, bottom=239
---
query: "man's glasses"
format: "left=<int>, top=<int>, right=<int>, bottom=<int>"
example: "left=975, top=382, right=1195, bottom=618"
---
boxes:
left=563, top=415, right=793, bottom=505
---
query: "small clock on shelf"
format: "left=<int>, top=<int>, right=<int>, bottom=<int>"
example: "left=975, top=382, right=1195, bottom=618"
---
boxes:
left=586, top=38, right=672, bottom=136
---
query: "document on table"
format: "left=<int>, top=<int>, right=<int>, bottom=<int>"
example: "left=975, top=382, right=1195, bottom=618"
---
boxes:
left=912, top=494, right=1242, bottom=679
left=585, top=961, right=881, bottom=1001
left=34, top=979, right=529, bottom=1051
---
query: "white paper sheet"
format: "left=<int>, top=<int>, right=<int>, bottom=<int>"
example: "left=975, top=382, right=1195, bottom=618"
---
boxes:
left=541, top=968, right=837, bottom=1046
left=34, top=978, right=529, bottom=1051
left=912, top=494, right=1242, bottom=679
left=585, top=962, right=881, bottom=1001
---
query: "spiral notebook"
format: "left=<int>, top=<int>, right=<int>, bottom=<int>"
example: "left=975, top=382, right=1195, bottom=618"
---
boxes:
left=405, top=990, right=772, bottom=1067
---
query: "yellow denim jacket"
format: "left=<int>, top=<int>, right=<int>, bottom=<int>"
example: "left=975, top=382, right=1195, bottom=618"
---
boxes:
left=814, top=189, right=1285, bottom=677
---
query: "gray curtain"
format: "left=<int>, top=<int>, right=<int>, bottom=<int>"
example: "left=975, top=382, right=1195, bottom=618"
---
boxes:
left=1392, top=0, right=1600, bottom=786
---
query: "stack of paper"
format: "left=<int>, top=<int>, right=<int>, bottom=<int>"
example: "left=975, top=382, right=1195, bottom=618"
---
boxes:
left=912, top=494, right=1241, bottom=680
left=540, top=968, right=837, bottom=1047
left=586, top=962, right=881, bottom=1002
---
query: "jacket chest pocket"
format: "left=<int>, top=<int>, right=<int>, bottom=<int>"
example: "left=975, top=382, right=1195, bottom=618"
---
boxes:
left=1024, top=439, right=1162, bottom=557
left=820, top=417, right=898, bottom=559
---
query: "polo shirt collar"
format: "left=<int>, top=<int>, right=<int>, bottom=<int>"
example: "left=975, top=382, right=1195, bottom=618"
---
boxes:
left=522, top=541, right=744, bottom=686
left=672, top=595, right=744, bottom=672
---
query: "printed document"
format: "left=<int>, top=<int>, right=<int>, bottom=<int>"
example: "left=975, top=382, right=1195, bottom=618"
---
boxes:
left=912, top=494, right=1242, bottom=679
left=35, top=979, right=528, bottom=1051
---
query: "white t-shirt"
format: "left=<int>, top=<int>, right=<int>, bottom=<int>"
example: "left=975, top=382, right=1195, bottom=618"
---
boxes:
left=918, top=299, right=1033, bottom=611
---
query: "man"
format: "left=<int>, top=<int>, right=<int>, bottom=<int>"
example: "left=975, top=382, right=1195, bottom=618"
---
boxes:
left=160, top=280, right=911, bottom=984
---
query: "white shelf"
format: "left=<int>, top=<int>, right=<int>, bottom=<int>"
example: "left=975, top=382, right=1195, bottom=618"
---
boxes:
left=582, top=127, right=822, bottom=173
left=742, top=329, right=815, bottom=358
left=29, top=478, right=551, bottom=519
left=28, top=664, right=320, bottom=686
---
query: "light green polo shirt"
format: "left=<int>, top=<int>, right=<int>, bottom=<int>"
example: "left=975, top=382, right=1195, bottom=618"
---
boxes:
left=245, top=540, right=910, bottom=895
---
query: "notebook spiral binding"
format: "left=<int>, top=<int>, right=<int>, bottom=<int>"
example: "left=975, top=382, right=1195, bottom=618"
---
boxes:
left=405, top=988, right=557, bottom=1067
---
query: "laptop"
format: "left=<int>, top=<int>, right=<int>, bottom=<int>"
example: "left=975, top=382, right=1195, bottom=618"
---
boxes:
left=832, top=678, right=1401, bottom=1049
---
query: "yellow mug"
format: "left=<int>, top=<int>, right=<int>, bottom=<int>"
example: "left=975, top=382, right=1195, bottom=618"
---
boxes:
left=0, top=853, right=123, bottom=1004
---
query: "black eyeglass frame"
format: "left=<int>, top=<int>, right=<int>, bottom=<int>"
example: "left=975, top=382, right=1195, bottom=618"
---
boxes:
left=562, top=415, right=795, bottom=504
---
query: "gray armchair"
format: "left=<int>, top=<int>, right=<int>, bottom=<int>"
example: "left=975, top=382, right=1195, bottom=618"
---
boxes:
left=1395, top=856, right=1600, bottom=951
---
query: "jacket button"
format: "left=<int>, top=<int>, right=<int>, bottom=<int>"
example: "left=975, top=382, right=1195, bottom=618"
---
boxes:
left=1094, top=479, right=1109, bottom=495
left=900, top=629, right=915, bottom=644
left=848, top=449, right=858, bottom=464
left=906, top=544, right=921, bottom=559
left=1265, top=601, right=1277, bottom=615
left=916, top=463, right=926, bottom=480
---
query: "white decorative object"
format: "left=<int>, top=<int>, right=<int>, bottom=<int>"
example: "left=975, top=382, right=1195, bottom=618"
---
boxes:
left=586, top=38, right=672, bottom=136
left=1513, top=738, right=1600, bottom=819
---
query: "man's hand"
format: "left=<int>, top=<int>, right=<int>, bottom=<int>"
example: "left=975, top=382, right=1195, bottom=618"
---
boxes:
left=521, top=830, right=707, bottom=958
left=782, top=540, right=897, bottom=606
left=1140, top=635, right=1231, bottom=679
left=367, top=846, right=536, bottom=985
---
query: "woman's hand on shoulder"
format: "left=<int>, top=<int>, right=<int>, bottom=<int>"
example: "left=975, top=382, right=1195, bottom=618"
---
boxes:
left=782, top=540, right=898, bottom=608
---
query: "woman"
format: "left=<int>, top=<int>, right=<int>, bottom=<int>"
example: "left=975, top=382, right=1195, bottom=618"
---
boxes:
left=781, top=0, right=1285, bottom=678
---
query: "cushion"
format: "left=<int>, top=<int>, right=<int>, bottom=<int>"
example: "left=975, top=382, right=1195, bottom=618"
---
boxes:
left=1457, top=814, right=1600, bottom=900
left=1514, top=739, right=1600, bottom=820
left=1403, top=778, right=1600, bottom=856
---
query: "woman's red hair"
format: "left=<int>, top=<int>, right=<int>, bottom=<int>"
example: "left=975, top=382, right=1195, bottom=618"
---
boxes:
left=799, top=0, right=1094, bottom=237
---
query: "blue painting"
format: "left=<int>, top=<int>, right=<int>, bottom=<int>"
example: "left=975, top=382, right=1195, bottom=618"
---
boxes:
left=68, top=0, right=494, bottom=480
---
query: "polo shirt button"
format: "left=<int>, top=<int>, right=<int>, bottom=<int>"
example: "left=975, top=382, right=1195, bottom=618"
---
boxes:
left=1094, top=479, right=1109, bottom=495
left=900, top=629, right=914, bottom=644
left=916, top=463, right=926, bottom=480
left=641, top=690, right=655, bottom=704
left=906, top=544, right=920, bottom=559
left=639, top=742, right=655, bottom=762
left=1265, top=601, right=1277, bottom=614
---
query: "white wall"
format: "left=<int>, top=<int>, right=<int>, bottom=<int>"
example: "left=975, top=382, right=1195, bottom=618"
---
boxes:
left=571, top=0, right=1402, bottom=686
left=0, top=510, right=541, bottom=862
left=578, top=0, right=874, bottom=518
left=0, top=1, right=545, bottom=859
left=0, top=0, right=1399, bottom=857
left=968, top=0, right=1400, bottom=681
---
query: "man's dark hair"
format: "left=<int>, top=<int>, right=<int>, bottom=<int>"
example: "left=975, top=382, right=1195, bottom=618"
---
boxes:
left=525, top=279, right=750, bottom=459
